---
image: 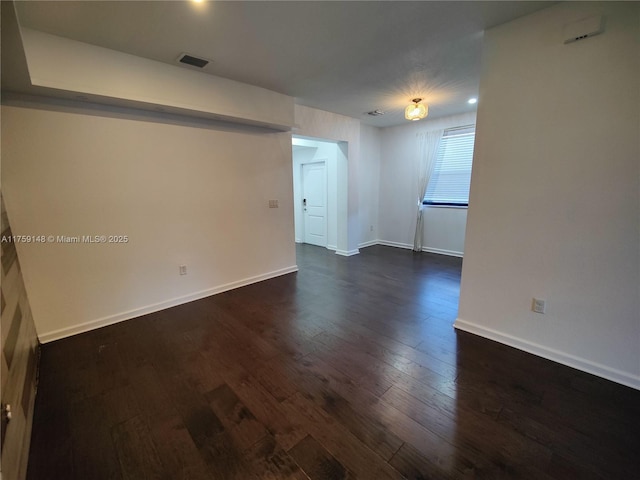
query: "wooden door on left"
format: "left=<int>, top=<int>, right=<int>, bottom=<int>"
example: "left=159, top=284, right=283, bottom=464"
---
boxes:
left=1, top=192, right=39, bottom=480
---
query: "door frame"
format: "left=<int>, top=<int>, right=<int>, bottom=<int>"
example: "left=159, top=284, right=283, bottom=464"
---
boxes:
left=292, top=135, right=350, bottom=254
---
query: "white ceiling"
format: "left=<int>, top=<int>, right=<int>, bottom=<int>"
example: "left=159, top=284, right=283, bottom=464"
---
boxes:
left=12, top=1, right=553, bottom=127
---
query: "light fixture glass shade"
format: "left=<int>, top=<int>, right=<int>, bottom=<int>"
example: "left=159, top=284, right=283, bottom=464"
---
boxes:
left=405, top=101, right=428, bottom=121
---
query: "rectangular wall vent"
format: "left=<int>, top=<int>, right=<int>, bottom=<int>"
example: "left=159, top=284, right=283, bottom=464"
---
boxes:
left=177, top=53, right=209, bottom=68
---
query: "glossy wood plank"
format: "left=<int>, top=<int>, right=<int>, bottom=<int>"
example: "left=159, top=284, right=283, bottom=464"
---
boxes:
left=246, top=434, right=309, bottom=480
left=112, top=416, right=166, bottom=480
left=146, top=413, right=212, bottom=480
left=282, top=392, right=405, bottom=480
left=289, top=435, right=352, bottom=480
left=252, top=351, right=405, bottom=463
left=380, top=385, right=553, bottom=476
left=299, top=355, right=491, bottom=479
left=218, top=366, right=308, bottom=452
left=389, top=442, right=460, bottom=480
left=205, top=383, right=269, bottom=452
left=27, top=244, right=640, bottom=480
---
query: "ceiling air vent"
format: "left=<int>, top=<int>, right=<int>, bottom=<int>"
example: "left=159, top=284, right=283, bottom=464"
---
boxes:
left=563, top=15, right=604, bottom=44
left=177, top=53, right=210, bottom=69
left=367, top=110, right=385, bottom=116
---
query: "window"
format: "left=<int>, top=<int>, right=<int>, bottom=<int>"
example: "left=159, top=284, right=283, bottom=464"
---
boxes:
left=423, top=125, right=475, bottom=207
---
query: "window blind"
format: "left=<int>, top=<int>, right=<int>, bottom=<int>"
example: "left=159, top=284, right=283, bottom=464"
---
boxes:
left=424, top=126, right=475, bottom=206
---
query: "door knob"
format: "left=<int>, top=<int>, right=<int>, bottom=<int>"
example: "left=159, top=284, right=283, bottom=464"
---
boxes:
left=2, top=403, right=11, bottom=421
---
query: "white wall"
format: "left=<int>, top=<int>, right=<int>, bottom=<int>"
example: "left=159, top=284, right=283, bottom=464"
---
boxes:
left=379, top=112, right=476, bottom=255
left=2, top=100, right=297, bottom=342
left=358, top=124, right=381, bottom=247
left=457, top=2, right=640, bottom=389
left=292, top=137, right=339, bottom=249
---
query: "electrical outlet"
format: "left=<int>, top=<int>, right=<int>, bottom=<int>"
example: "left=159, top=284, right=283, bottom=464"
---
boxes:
left=268, top=200, right=279, bottom=208
left=179, top=265, right=187, bottom=275
left=532, top=298, right=546, bottom=314
left=370, top=225, right=374, bottom=232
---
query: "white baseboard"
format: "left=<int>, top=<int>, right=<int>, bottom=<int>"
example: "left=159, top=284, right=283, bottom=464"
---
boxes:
left=376, top=240, right=463, bottom=257
left=38, top=265, right=299, bottom=343
left=297, top=242, right=360, bottom=256
left=377, top=240, right=413, bottom=250
left=296, top=242, right=337, bottom=251
left=335, top=249, right=360, bottom=257
left=310, top=238, right=462, bottom=257
left=358, top=239, right=378, bottom=248
left=454, top=318, right=640, bottom=391
left=423, top=247, right=463, bottom=258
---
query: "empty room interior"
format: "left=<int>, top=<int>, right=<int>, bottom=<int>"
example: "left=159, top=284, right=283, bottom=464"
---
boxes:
left=1, top=1, right=639, bottom=479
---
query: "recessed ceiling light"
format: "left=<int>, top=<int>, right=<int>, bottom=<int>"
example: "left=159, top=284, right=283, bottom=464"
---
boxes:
left=468, top=98, right=478, bottom=104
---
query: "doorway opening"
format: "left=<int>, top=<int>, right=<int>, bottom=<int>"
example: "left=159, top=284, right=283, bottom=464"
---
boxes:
left=292, top=136, right=347, bottom=253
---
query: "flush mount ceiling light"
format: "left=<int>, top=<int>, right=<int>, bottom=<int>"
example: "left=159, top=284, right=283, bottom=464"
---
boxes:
left=405, top=98, right=428, bottom=121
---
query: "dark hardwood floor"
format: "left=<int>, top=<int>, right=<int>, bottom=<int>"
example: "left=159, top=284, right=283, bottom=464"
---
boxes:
left=27, top=244, right=640, bottom=479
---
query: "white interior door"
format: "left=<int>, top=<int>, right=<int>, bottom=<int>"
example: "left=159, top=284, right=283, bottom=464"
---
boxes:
left=302, top=162, right=327, bottom=246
